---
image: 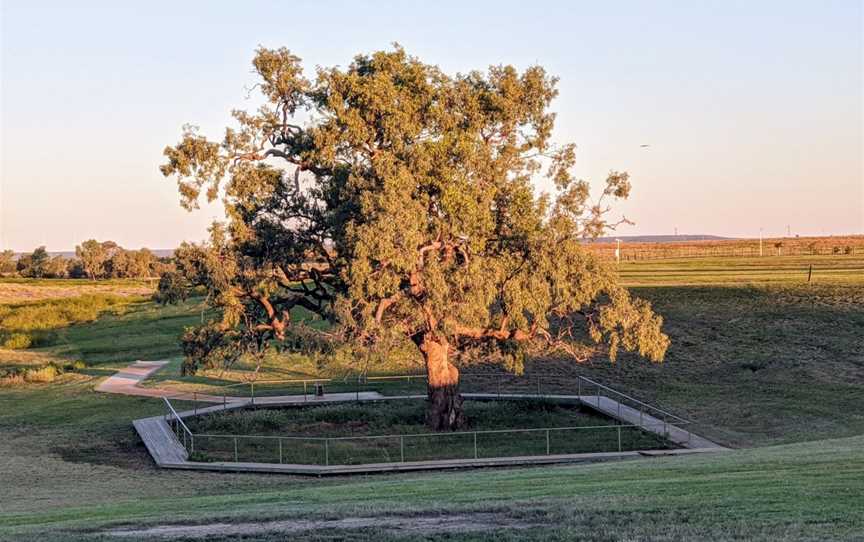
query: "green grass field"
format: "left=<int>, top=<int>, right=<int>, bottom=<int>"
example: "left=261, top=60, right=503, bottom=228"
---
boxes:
left=616, top=254, right=864, bottom=285
left=0, top=254, right=861, bottom=540
left=0, top=378, right=861, bottom=540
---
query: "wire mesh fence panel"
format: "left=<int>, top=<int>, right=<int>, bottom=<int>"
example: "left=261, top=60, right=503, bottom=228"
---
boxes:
left=359, top=376, right=428, bottom=397
left=277, top=439, right=328, bottom=465
left=326, top=436, right=403, bottom=465
left=621, top=425, right=673, bottom=450
left=547, top=426, right=624, bottom=455
left=474, top=430, right=547, bottom=458
left=401, top=433, right=477, bottom=462
left=189, top=435, right=238, bottom=462
left=231, top=435, right=278, bottom=463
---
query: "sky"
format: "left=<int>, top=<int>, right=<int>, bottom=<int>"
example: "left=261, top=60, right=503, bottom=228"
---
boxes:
left=1, top=0, right=862, bottom=252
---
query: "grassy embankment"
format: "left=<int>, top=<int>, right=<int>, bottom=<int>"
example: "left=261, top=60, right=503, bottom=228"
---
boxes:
left=0, top=378, right=861, bottom=540
left=565, top=255, right=864, bottom=447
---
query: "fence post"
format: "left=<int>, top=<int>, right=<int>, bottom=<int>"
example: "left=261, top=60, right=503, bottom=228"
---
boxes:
left=546, top=429, right=550, bottom=455
left=400, top=436, right=405, bottom=463
left=234, top=437, right=238, bottom=462
left=190, top=434, right=194, bottom=456
left=617, top=425, right=622, bottom=453
left=325, top=439, right=330, bottom=466
left=356, top=376, right=360, bottom=401
left=251, top=382, right=255, bottom=406
left=278, top=438, right=283, bottom=464
left=473, top=432, right=478, bottom=459
left=304, top=381, right=307, bottom=402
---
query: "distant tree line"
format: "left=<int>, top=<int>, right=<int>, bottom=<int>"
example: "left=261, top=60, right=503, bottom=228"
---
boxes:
left=0, top=240, right=172, bottom=279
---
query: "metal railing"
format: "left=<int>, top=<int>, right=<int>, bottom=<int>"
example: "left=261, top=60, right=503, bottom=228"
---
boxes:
left=186, top=421, right=673, bottom=466
left=159, top=372, right=698, bottom=465
left=162, top=396, right=195, bottom=454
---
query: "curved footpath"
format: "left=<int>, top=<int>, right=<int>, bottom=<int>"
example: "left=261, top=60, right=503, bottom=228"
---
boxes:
left=95, top=360, right=384, bottom=404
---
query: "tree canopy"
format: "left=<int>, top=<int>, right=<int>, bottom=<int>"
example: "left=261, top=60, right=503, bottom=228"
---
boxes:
left=160, top=46, right=669, bottom=429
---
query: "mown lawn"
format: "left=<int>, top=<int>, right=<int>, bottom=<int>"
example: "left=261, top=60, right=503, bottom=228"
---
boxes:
left=0, top=377, right=862, bottom=541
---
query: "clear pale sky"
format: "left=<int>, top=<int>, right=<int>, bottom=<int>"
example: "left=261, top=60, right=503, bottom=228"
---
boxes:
left=1, top=1, right=862, bottom=252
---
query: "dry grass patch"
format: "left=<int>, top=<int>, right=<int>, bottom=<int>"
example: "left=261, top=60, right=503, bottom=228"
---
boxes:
left=0, top=280, right=153, bottom=304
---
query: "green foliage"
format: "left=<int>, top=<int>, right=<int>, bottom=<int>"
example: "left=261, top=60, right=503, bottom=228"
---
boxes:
left=179, top=325, right=247, bottom=375
left=75, top=239, right=110, bottom=279
left=2, top=333, right=32, bottom=349
left=161, top=46, right=668, bottom=384
left=16, top=247, right=50, bottom=278
left=153, top=270, right=189, bottom=305
left=43, top=256, right=69, bottom=278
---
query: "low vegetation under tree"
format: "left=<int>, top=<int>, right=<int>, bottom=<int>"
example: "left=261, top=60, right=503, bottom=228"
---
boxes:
left=160, top=46, right=669, bottom=430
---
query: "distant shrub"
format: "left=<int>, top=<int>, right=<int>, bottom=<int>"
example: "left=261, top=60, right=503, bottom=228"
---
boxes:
left=2, top=333, right=32, bottom=349
left=0, top=360, right=82, bottom=387
left=25, top=365, right=59, bottom=383
left=153, top=271, right=189, bottom=305
left=0, top=371, right=25, bottom=386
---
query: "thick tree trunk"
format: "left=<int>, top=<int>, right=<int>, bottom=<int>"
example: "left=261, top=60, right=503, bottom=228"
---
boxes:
left=420, top=334, right=466, bottom=431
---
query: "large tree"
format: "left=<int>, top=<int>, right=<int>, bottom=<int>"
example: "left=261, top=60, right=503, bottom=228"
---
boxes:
left=75, top=240, right=119, bottom=280
left=0, top=250, right=16, bottom=275
left=161, top=47, right=669, bottom=430
left=18, top=246, right=50, bottom=278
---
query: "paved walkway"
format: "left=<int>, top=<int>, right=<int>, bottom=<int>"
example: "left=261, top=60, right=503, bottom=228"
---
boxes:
left=95, top=360, right=171, bottom=397
left=96, top=360, right=385, bottom=404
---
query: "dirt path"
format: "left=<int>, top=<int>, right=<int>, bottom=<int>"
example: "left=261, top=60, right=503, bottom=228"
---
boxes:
left=104, top=512, right=536, bottom=538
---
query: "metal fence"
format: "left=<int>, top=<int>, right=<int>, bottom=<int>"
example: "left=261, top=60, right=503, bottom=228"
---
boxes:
left=161, top=373, right=696, bottom=466
left=591, top=245, right=862, bottom=261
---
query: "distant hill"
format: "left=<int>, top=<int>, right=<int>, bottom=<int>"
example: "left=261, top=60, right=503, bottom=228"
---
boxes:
left=585, top=235, right=733, bottom=244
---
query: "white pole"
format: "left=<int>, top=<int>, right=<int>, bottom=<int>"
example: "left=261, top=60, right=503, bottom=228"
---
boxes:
left=615, top=238, right=621, bottom=264
left=759, top=228, right=763, bottom=257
